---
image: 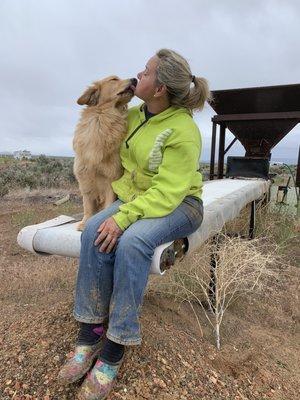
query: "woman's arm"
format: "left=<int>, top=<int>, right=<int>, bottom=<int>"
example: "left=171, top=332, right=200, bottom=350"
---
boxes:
left=111, top=140, right=201, bottom=230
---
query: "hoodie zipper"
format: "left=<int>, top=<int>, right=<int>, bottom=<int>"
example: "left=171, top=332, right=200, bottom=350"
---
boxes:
left=125, top=120, right=148, bottom=148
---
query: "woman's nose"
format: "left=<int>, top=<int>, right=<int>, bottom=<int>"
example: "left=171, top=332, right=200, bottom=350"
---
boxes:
left=137, top=72, right=142, bottom=80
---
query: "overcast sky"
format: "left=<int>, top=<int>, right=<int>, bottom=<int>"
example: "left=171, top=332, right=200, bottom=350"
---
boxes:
left=0, top=0, right=299, bottom=162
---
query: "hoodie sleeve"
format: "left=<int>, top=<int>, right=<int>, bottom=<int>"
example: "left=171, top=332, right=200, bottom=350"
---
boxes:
left=111, top=140, right=201, bottom=230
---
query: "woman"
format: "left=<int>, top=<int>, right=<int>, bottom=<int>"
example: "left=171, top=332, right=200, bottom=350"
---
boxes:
left=59, top=48, right=210, bottom=400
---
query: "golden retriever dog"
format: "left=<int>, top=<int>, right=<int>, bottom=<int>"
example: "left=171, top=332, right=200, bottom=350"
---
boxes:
left=73, top=76, right=137, bottom=230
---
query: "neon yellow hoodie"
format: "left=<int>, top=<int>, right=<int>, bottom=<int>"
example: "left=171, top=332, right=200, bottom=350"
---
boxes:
left=111, top=103, right=203, bottom=230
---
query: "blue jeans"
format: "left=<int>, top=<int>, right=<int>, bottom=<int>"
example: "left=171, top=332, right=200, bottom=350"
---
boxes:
left=73, top=196, right=204, bottom=345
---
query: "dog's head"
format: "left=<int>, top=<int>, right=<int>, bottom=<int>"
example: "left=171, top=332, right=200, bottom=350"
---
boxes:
left=77, top=76, right=137, bottom=108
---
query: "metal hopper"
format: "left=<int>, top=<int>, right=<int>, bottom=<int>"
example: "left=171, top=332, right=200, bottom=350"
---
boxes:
left=208, top=83, right=300, bottom=180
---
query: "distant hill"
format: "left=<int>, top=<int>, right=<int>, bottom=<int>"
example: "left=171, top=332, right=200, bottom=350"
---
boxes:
left=0, top=152, right=74, bottom=160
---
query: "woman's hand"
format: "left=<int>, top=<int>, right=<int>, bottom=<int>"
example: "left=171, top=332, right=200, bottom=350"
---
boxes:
left=94, top=217, right=123, bottom=253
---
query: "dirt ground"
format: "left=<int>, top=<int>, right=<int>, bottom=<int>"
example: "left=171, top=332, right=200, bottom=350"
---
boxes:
left=0, top=190, right=299, bottom=400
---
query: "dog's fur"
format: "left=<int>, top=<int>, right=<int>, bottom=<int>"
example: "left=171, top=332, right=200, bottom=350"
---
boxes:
left=73, top=76, right=135, bottom=230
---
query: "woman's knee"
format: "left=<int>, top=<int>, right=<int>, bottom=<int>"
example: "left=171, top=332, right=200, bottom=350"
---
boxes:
left=116, top=228, right=154, bottom=259
left=82, top=200, right=123, bottom=242
left=81, top=213, right=104, bottom=244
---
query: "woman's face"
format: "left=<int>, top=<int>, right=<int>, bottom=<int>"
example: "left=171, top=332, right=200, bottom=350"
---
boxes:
left=134, top=55, right=161, bottom=101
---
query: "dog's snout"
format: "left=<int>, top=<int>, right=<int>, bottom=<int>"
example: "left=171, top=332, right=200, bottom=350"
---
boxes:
left=131, top=78, right=138, bottom=87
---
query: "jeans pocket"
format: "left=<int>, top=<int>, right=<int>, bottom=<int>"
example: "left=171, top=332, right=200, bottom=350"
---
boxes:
left=181, top=196, right=204, bottom=230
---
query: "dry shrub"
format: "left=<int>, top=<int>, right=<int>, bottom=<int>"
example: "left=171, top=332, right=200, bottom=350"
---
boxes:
left=149, top=232, right=278, bottom=349
left=255, top=202, right=299, bottom=254
left=148, top=197, right=298, bottom=348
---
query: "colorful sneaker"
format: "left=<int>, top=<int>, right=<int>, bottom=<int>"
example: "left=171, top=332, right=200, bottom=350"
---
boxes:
left=77, top=356, right=124, bottom=400
left=58, top=341, right=103, bottom=384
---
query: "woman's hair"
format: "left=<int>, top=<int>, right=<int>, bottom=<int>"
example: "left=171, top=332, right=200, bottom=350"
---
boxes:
left=155, top=48, right=211, bottom=114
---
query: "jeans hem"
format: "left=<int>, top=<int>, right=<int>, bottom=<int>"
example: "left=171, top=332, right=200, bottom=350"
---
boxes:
left=73, top=312, right=108, bottom=324
left=106, top=331, right=141, bottom=346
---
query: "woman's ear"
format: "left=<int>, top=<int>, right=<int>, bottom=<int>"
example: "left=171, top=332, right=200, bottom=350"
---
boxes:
left=154, top=83, right=167, bottom=98
left=77, top=86, right=100, bottom=106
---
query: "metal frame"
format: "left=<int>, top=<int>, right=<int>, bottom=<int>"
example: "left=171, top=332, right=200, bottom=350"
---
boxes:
left=210, top=121, right=238, bottom=180
left=207, top=83, right=300, bottom=304
left=209, top=113, right=300, bottom=182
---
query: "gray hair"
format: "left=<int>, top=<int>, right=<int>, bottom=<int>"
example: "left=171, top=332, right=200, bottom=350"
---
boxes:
left=155, top=48, right=211, bottom=114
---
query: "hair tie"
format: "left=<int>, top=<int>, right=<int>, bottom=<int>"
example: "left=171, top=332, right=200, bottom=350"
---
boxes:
left=191, top=75, right=196, bottom=83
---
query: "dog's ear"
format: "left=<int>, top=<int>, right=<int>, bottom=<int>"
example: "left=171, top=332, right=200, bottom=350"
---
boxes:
left=77, top=86, right=100, bottom=106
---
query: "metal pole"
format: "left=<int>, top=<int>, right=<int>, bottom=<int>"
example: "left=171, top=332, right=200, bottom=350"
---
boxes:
left=217, top=124, right=226, bottom=179
left=249, top=200, right=256, bottom=239
left=297, top=145, right=300, bottom=217
left=224, top=137, right=237, bottom=155
left=210, top=121, right=217, bottom=180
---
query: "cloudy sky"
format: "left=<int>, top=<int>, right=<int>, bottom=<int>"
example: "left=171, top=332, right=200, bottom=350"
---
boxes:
left=0, top=0, right=299, bottom=162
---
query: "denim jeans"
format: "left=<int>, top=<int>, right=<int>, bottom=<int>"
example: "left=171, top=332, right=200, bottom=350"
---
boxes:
left=73, top=195, right=204, bottom=345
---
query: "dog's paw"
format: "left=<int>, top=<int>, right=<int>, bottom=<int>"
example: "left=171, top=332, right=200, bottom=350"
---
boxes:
left=76, top=221, right=85, bottom=231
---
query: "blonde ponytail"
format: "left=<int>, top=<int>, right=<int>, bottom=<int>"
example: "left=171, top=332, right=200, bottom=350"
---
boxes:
left=185, top=76, right=211, bottom=112
left=155, top=48, right=211, bottom=114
